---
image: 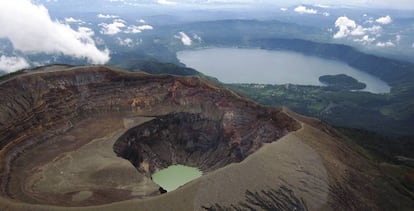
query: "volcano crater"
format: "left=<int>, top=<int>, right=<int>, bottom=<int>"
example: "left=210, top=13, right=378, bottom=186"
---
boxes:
left=0, top=66, right=301, bottom=206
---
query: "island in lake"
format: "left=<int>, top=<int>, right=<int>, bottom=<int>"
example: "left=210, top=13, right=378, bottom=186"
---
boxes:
left=319, top=74, right=367, bottom=91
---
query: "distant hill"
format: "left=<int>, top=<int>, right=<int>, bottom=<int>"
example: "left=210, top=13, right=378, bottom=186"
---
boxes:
left=252, top=38, right=414, bottom=87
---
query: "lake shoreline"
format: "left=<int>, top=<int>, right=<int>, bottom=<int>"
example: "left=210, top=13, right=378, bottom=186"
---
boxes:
left=177, top=48, right=391, bottom=94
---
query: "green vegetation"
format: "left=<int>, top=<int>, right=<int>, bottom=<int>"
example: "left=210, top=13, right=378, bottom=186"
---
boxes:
left=225, top=83, right=412, bottom=136
left=226, top=80, right=414, bottom=182
left=152, top=28, right=414, bottom=136
left=125, top=59, right=198, bottom=76
left=110, top=53, right=199, bottom=76
left=337, top=127, right=414, bottom=162
left=319, top=74, right=366, bottom=91
left=337, top=127, right=414, bottom=197
left=212, top=38, right=414, bottom=138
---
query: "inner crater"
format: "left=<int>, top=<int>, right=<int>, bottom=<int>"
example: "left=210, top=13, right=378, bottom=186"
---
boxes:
left=114, top=111, right=300, bottom=191
left=0, top=68, right=301, bottom=206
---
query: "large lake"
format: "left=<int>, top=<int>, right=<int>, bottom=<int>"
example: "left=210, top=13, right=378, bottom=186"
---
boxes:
left=177, top=48, right=391, bottom=94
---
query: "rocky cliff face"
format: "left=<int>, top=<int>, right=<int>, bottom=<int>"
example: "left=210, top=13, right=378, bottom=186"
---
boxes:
left=0, top=66, right=412, bottom=210
left=114, top=108, right=297, bottom=176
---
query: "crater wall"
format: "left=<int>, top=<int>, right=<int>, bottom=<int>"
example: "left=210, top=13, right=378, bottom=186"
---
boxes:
left=0, top=66, right=300, bottom=205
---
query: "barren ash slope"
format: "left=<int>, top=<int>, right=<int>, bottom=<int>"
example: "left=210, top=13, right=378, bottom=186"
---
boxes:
left=0, top=65, right=413, bottom=210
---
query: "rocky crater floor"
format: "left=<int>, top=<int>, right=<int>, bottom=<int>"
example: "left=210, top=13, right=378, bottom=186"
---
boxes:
left=0, top=65, right=413, bottom=210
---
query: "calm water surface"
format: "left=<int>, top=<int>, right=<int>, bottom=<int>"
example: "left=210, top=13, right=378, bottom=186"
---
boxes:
left=151, top=164, right=202, bottom=192
left=177, top=48, right=391, bottom=94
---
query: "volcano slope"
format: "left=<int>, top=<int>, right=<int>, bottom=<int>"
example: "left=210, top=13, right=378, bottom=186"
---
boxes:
left=0, top=65, right=413, bottom=210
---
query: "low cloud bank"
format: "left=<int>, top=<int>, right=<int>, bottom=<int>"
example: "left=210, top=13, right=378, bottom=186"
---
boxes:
left=100, top=19, right=153, bottom=35
left=157, top=0, right=177, bottom=5
left=333, top=16, right=397, bottom=47
left=294, top=6, right=317, bottom=14
left=65, top=17, right=83, bottom=23
left=175, top=32, right=192, bottom=46
left=99, top=19, right=127, bottom=35
left=376, top=41, right=395, bottom=47
left=376, top=15, right=392, bottom=25
left=98, top=14, right=119, bottom=19
left=0, top=0, right=110, bottom=65
left=0, top=55, right=30, bottom=73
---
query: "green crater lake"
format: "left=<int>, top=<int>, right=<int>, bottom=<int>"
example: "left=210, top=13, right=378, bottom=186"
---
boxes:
left=151, top=165, right=202, bottom=192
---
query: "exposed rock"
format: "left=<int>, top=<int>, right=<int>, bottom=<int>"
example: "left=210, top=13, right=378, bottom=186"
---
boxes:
left=114, top=110, right=297, bottom=176
left=159, top=187, right=167, bottom=194
left=0, top=65, right=412, bottom=210
left=0, top=65, right=299, bottom=206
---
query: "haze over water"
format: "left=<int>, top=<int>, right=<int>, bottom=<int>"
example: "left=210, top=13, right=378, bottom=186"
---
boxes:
left=178, top=48, right=391, bottom=94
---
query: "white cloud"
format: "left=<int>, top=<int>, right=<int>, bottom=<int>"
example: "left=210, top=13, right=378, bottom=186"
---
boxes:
left=0, top=0, right=110, bottom=64
left=333, top=16, right=357, bottom=39
left=333, top=16, right=382, bottom=39
left=353, top=35, right=376, bottom=44
left=350, top=25, right=365, bottom=36
left=138, top=19, right=146, bottom=23
left=376, top=15, right=392, bottom=25
left=125, top=26, right=142, bottom=34
left=364, top=25, right=382, bottom=36
left=322, top=12, right=330, bottom=17
left=314, top=4, right=330, bottom=8
left=280, top=7, right=288, bottom=12
left=124, top=24, right=153, bottom=34
left=0, top=55, right=30, bottom=73
left=100, top=18, right=153, bottom=35
left=99, top=19, right=126, bottom=35
left=175, top=32, right=192, bottom=46
left=376, top=41, right=395, bottom=47
left=97, top=14, right=119, bottom=19
left=65, top=17, right=83, bottom=23
left=294, top=6, right=317, bottom=15
left=78, top=27, right=95, bottom=40
left=158, top=0, right=177, bottom=5
left=136, top=25, right=153, bottom=30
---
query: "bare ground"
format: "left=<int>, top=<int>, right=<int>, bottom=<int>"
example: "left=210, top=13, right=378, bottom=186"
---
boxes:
left=4, top=115, right=159, bottom=207
left=0, top=123, right=335, bottom=210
